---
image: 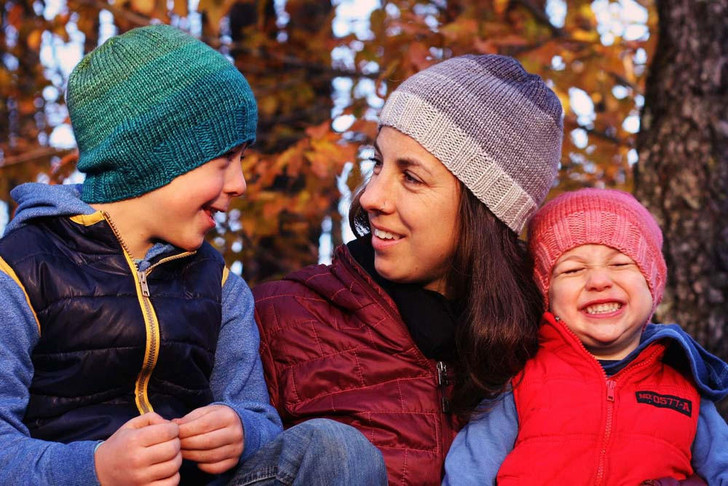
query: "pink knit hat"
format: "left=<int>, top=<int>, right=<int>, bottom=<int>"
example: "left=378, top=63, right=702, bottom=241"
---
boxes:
left=527, top=188, right=667, bottom=311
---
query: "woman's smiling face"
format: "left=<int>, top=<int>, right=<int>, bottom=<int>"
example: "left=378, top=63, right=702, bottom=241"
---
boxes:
left=360, top=127, right=461, bottom=296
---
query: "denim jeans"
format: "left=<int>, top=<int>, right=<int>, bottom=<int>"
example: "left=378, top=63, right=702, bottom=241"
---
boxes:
left=228, top=418, right=387, bottom=486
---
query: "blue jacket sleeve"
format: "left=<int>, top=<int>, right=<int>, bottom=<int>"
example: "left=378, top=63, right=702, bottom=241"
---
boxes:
left=0, top=267, right=100, bottom=485
left=442, top=392, right=518, bottom=486
left=691, top=397, right=728, bottom=484
left=210, top=271, right=283, bottom=461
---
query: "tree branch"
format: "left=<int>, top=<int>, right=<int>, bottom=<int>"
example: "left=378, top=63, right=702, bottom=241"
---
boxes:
left=564, top=115, right=632, bottom=147
left=512, top=0, right=564, bottom=38
left=1, top=147, right=74, bottom=169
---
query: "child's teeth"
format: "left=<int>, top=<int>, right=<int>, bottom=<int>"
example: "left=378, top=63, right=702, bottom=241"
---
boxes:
left=586, top=303, right=621, bottom=314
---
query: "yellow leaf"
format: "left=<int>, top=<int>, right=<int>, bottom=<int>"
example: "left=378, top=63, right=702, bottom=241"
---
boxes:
left=172, top=0, right=188, bottom=18
left=199, top=0, right=237, bottom=36
left=130, top=0, right=156, bottom=16
left=571, top=29, right=599, bottom=43
left=27, top=29, right=43, bottom=51
left=555, top=89, right=570, bottom=115
left=258, top=95, right=279, bottom=117
left=622, top=55, right=636, bottom=84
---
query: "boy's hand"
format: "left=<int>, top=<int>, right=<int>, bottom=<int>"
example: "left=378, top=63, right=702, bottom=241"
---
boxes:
left=173, top=404, right=244, bottom=474
left=95, top=412, right=182, bottom=486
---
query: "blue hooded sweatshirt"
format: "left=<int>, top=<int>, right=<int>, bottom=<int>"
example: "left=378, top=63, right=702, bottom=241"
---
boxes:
left=443, top=319, right=728, bottom=485
left=0, top=183, right=282, bottom=484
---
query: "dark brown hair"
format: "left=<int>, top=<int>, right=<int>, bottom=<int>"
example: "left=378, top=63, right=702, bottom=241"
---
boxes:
left=349, top=182, right=543, bottom=419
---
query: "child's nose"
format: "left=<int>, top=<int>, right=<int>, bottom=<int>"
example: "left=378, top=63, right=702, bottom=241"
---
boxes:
left=225, top=162, right=247, bottom=197
left=585, top=267, right=613, bottom=291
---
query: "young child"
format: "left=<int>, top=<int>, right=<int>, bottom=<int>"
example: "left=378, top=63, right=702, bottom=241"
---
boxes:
left=0, top=24, right=283, bottom=484
left=443, top=188, right=728, bottom=485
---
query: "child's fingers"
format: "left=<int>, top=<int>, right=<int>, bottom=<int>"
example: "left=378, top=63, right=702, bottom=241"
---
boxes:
left=150, top=473, right=181, bottom=486
left=196, top=457, right=240, bottom=475
left=143, top=444, right=183, bottom=480
left=122, top=412, right=169, bottom=430
left=180, top=440, right=239, bottom=464
left=179, top=426, right=241, bottom=454
left=144, top=434, right=182, bottom=465
left=176, top=405, right=240, bottom=439
left=135, top=422, right=181, bottom=448
left=95, top=421, right=182, bottom=486
left=173, top=406, right=210, bottom=426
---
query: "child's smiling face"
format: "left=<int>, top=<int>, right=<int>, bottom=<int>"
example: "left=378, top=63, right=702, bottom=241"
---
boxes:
left=140, top=145, right=248, bottom=253
left=549, top=244, right=653, bottom=360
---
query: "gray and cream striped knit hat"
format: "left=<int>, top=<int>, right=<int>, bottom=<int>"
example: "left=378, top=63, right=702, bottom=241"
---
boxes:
left=379, top=54, right=563, bottom=233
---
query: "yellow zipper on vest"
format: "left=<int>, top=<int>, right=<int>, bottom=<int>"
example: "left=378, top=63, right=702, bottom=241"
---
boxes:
left=99, top=211, right=194, bottom=414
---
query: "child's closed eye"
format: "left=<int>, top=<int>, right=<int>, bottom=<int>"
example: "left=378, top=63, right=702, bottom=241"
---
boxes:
left=556, top=266, right=585, bottom=276
left=610, top=258, right=636, bottom=269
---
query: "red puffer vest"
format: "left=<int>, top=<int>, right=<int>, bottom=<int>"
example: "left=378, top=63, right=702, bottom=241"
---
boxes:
left=498, top=313, right=699, bottom=485
left=253, top=245, right=460, bottom=485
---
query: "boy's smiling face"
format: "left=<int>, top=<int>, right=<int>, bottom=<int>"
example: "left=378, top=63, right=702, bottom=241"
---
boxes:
left=549, top=244, right=653, bottom=360
left=139, top=145, right=247, bottom=253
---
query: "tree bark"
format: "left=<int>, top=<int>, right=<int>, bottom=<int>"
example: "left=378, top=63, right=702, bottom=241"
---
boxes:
left=634, top=0, right=728, bottom=416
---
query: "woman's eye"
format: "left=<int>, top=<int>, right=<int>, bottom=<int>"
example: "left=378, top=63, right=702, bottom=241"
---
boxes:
left=370, top=158, right=383, bottom=173
left=403, top=171, right=421, bottom=184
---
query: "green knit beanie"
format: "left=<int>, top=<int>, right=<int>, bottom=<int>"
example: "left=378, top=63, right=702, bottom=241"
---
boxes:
left=66, top=24, right=257, bottom=203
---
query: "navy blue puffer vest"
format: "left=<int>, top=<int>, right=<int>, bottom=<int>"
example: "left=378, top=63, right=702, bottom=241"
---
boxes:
left=0, top=212, right=223, bottom=443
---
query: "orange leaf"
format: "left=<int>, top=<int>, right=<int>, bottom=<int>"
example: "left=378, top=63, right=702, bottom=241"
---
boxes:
left=305, top=121, right=332, bottom=140
left=349, top=119, right=378, bottom=141
left=27, top=29, right=43, bottom=51
left=130, top=0, right=156, bottom=16
left=172, top=0, right=188, bottom=18
left=405, top=42, right=431, bottom=71
left=8, top=4, right=23, bottom=29
left=493, top=0, right=509, bottom=15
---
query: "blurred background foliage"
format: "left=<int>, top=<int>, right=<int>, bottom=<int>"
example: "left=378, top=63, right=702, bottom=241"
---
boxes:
left=0, top=0, right=656, bottom=283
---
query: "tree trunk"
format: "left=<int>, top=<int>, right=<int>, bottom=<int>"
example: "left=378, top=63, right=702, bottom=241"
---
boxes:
left=634, top=0, right=728, bottom=417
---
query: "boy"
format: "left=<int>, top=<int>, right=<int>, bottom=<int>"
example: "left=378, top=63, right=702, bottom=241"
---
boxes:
left=444, top=188, right=728, bottom=485
left=0, top=24, right=282, bottom=484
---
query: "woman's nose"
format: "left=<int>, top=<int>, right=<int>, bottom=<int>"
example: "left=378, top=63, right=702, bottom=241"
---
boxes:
left=360, top=172, right=392, bottom=214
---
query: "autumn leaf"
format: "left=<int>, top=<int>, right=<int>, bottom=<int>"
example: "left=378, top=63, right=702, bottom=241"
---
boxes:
left=129, top=0, right=156, bottom=16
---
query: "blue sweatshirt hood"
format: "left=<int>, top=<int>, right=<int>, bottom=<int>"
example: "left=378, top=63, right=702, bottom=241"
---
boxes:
left=5, top=183, right=93, bottom=235
left=636, top=323, right=728, bottom=402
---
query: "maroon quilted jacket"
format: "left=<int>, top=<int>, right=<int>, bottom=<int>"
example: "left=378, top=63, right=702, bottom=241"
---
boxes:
left=253, top=244, right=461, bottom=485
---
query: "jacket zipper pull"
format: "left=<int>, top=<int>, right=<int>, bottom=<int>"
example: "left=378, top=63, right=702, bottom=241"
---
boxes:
left=606, top=379, right=616, bottom=402
left=436, top=361, right=451, bottom=413
left=437, top=361, right=449, bottom=386
left=138, top=270, right=150, bottom=297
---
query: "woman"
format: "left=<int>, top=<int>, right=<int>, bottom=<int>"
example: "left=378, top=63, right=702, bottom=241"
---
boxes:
left=253, top=54, right=563, bottom=485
